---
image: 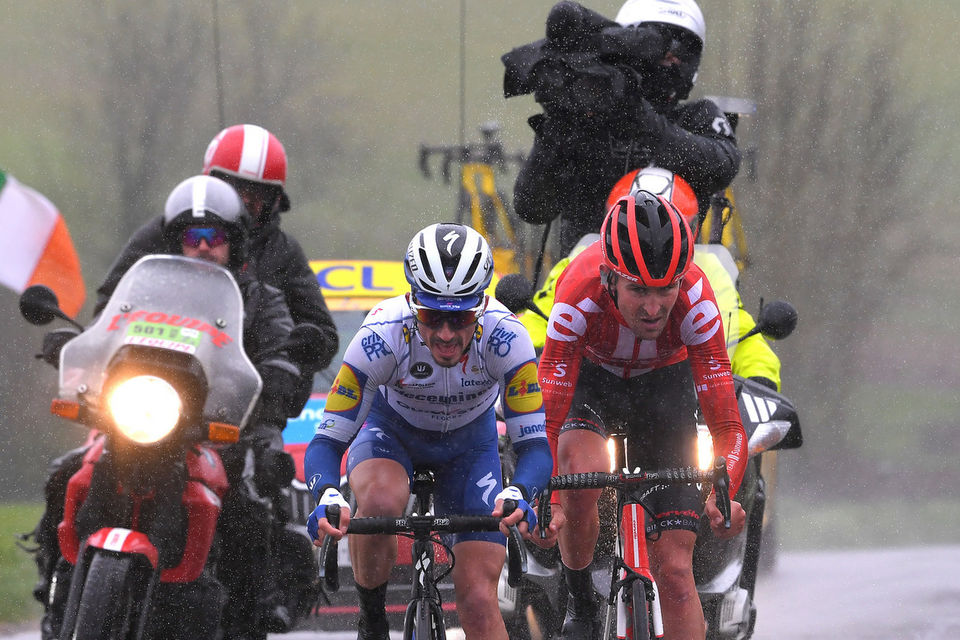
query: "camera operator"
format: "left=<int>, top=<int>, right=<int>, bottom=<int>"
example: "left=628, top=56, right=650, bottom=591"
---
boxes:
left=508, top=0, right=741, bottom=256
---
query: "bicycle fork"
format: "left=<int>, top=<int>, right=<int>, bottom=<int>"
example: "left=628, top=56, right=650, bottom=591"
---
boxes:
left=406, top=535, right=446, bottom=640
left=610, top=502, right=664, bottom=640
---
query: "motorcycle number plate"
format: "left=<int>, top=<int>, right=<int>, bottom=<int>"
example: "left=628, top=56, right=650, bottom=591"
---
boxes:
left=124, top=321, right=202, bottom=354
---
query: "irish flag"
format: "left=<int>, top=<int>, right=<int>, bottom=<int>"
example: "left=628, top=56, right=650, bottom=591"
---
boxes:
left=0, top=171, right=85, bottom=317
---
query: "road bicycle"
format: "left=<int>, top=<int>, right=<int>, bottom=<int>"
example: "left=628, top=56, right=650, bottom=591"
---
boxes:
left=317, top=469, right=528, bottom=640
left=538, top=455, right=732, bottom=640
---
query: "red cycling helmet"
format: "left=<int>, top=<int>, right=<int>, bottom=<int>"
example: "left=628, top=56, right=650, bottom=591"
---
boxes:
left=202, top=124, right=290, bottom=212
left=606, top=166, right=699, bottom=237
left=600, top=191, right=694, bottom=287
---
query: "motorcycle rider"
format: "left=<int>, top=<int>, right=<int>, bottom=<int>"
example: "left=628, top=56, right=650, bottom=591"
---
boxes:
left=540, top=193, right=747, bottom=639
left=35, top=175, right=301, bottom=639
left=43, top=124, right=331, bottom=635
left=519, top=167, right=781, bottom=392
left=512, top=0, right=741, bottom=255
left=304, top=223, right=556, bottom=640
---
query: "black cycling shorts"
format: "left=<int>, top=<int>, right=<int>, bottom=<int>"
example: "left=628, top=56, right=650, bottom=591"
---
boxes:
left=560, top=359, right=705, bottom=534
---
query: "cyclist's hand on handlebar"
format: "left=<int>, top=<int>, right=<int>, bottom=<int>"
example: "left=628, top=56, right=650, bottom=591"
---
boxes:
left=705, top=494, right=745, bottom=539
left=307, top=487, right=351, bottom=546
left=493, top=486, right=538, bottom=539
left=528, top=502, right=562, bottom=549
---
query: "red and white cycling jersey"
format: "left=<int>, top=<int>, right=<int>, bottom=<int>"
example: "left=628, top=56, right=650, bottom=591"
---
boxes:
left=538, top=242, right=746, bottom=493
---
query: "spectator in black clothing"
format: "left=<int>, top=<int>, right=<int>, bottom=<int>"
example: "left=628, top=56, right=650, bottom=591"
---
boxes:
left=511, top=0, right=741, bottom=256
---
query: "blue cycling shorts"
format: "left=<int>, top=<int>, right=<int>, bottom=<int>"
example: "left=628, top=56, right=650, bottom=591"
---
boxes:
left=346, top=395, right=504, bottom=546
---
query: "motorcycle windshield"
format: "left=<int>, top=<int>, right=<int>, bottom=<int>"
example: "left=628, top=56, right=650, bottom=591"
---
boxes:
left=59, top=255, right=262, bottom=429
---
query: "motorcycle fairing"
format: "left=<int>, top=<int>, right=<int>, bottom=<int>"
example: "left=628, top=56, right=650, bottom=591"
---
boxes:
left=58, top=437, right=231, bottom=583
left=86, top=527, right=159, bottom=568
left=58, top=255, right=261, bottom=431
left=734, top=376, right=802, bottom=450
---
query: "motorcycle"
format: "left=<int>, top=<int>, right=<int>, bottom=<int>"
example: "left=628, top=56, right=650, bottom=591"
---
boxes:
left=20, top=255, right=261, bottom=640
left=493, top=273, right=803, bottom=640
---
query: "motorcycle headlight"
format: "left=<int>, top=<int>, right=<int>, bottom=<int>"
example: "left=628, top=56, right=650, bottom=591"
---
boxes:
left=696, top=423, right=714, bottom=471
left=107, top=375, right=182, bottom=444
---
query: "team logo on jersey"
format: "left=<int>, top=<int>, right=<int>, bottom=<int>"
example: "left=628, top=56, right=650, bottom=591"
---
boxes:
left=402, top=325, right=411, bottom=344
left=547, top=297, right=602, bottom=342
left=488, top=327, right=517, bottom=357
left=504, top=360, right=543, bottom=416
left=681, top=277, right=722, bottom=345
left=410, top=361, right=433, bottom=379
left=326, top=363, right=366, bottom=419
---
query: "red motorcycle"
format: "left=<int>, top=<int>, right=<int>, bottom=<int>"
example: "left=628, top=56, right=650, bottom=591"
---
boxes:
left=21, top=255, right=262, bottom=640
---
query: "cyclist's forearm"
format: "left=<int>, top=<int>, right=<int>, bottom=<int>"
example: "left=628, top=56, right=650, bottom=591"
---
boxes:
left=510, top=437, right=553, bottom=501
left=304, top=434, right=349, bottom=502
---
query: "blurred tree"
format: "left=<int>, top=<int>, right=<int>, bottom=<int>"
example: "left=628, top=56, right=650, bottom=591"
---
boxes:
left=710, top=2, right=919, bottom=495
left=0, top=2, right=342, bottom=500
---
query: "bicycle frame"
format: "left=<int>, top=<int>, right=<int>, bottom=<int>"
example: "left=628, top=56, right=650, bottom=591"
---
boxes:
left=607, top=434, right=665, bottom=640
left=403, top=471, right=449, bottom=640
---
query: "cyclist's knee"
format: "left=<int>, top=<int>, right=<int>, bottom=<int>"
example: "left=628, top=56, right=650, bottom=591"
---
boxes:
left=653, top=558, right=697, bottom=605
left=557, top=427, right=608, bottom=474
left=353, top=485, right=407, bottom=516
left=453, top=581, right=500, bottom=630
left=350, top=461, right=409, bottom=515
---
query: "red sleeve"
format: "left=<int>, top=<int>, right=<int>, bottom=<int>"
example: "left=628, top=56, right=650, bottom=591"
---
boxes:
left=681, top=271, right=747, bottom=495
left=538, top=334, right=582, bottom=477
left=537, top=265, right=590, bottom=476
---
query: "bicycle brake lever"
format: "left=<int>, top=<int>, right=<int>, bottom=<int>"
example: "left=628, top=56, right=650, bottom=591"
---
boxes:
left=499, top=498, right=528, bottom=586
left=712, top=457, right=732, bottom=529
left=506, top=523, right=528, bottom=588
left=319, top=504, right=341, bottom=592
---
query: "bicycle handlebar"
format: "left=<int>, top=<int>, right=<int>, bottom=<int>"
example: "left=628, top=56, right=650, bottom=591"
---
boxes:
left=317, top=500, right=528, bottom=592
left=537, top=457, right=733, bottom=535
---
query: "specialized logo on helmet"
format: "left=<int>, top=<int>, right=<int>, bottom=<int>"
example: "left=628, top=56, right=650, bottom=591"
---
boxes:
left=680, top=277, right=721, bottom=345
left=327, top=363, right=366, bottom=419
left=443, top=230, right=460, bottom=255
left=504, top=361, right=543, bottom=416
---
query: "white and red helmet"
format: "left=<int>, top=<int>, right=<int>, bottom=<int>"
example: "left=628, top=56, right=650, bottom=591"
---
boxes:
left=202, top=124, right=290, bottom=212
left=606, top=166, right=700, bottom=238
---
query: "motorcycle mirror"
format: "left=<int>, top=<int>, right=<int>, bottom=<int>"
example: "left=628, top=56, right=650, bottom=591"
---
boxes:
left=19, top=285, right=68, bottom=326
left=756, top=300, right=798, bottom=340
left=495, top=273, right=548, bottom=320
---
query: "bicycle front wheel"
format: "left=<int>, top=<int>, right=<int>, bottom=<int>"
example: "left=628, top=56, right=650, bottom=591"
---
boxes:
left=628, top=584, right=652, bottom=640
left=404, top=600, right=446, bottom=640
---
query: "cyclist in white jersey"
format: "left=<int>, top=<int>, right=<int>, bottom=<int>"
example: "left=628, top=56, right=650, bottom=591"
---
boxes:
left=304, top=223, right=554, bottom=640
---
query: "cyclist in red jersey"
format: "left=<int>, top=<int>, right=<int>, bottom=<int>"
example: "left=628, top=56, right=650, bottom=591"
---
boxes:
left=539, top=191, right=747, bottom=639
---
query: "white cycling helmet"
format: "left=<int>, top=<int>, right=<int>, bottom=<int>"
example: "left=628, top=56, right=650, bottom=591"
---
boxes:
left=163, top=175, right=250, bottom=270
left=404, top=223, right=494, bottom=311
left=615, top=0, right=706, bottom=45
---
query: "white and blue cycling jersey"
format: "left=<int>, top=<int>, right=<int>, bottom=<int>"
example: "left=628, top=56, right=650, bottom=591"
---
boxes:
left=303, top=294, right=552, bottom=513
